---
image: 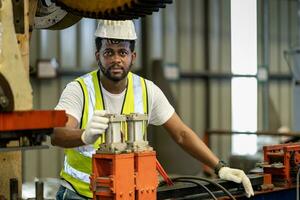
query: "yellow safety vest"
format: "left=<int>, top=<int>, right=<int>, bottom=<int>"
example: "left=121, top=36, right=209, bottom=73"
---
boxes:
left=60, top=70, right=148, bottom=198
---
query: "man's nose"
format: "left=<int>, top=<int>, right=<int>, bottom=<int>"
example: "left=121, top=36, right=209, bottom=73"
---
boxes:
left=112, top=54, right=122, bottom=63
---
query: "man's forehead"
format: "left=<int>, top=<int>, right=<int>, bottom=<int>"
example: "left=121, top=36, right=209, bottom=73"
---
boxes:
left=101, top=39, right=130, bottom=49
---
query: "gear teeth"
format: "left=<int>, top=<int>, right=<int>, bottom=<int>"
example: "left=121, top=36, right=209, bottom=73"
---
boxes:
left=55, top=0, right=172, bottom=20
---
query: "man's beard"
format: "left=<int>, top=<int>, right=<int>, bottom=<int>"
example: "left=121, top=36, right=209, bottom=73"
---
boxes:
left=98, top=61, right=132, bottom=82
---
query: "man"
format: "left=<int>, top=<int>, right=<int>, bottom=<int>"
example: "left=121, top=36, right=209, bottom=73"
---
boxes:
left=52, top=20, right=254, bottom=199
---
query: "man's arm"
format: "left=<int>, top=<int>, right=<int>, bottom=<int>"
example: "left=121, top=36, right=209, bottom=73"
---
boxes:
left=163, top=112, right=219, bottom=169
left=163, top=112, right=254, bottom=198
left=51, top=114, right=85, bottom=148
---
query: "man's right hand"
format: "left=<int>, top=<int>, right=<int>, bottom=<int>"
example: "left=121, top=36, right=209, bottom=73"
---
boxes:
left=81, top=110, right=109, bottom=145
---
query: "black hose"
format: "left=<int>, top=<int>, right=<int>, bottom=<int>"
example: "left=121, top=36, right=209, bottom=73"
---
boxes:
left=172, top=179, right=217, bottom=200
left=159, top=176, right=236, bottom=200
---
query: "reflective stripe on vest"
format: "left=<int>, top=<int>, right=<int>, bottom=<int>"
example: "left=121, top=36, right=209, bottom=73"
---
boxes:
left=61, top=70, right=148, bottom=197
left=64, top=157, right=90, bottom=183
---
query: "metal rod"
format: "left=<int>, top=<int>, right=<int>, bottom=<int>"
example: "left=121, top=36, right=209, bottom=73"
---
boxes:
left=203, top=0, right=210, bottom=130
left=9, top=178, right=18, bottom=200
left=298, top=0, right=300, bottom=44
left=35, top=181, right=44, bottom=200
left=179, top=72, right=292, bottom=81
left=262, top=0, right=270, bottom=130
left=206, top=129, right=300, bottom=137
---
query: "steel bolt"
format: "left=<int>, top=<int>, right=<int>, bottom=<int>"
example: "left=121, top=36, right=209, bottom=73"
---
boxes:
left=0, top=95, right=9, bottom=108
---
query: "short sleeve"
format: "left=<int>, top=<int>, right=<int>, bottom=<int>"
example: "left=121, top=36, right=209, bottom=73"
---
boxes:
left=55, top=81, right=84, bottom=123
left=146, top=80, right=175, bottom=126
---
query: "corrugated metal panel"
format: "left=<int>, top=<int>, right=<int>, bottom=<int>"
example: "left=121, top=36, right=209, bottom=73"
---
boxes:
left=59, top=24, right=78, bottom=68
left=192, top=0, right=206, bottom=138
left=257, top=0, right=295, bottom=131
left=177, top=0, right=192, bottom=126
left=78, top=19, right=97, bottom=69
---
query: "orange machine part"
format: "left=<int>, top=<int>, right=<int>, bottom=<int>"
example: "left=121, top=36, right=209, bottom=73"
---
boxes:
left=259, top=173, right=274, bottom=191
left=135, top=151, right=158, bottom=200
left=0, top=110, right=67, bottom=131
left=263, top=173, right=272, bottom=185
left=263, top=143, right=300, bottom=186
left=156, top=158, right=173, bottom=186
left=91, top=153, right=135, bottom=200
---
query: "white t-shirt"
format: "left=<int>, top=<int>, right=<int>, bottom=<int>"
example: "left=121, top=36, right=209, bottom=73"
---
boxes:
left=55, top=79, right=175, bottom=126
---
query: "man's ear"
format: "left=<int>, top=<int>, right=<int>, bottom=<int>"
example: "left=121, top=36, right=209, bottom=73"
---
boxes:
left=131, top=51, right=137, bottom=64
left=95, top=51, right=100, bottom=60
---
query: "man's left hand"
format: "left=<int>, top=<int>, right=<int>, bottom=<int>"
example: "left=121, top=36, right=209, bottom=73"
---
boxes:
left=218, top=167, right=254, bottom=198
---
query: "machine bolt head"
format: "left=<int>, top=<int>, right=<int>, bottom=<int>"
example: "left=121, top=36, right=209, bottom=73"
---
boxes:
left=0, top=95, right=9, bottom=108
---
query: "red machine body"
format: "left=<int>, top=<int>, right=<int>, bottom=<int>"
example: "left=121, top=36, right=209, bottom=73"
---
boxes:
left=263, top=143, right=300, bottom=186
left=90, top=151, right=158, bottom=200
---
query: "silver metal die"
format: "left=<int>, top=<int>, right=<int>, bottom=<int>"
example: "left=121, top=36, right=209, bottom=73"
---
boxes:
left=98, top=114, right=128, bottom=154
left=126, top=113, right=152, bottom=152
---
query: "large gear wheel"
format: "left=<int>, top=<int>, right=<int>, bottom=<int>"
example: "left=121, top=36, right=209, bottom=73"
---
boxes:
left=55, top=0, right=172, bottom=20
left=34, top=0, right=81, bottom=30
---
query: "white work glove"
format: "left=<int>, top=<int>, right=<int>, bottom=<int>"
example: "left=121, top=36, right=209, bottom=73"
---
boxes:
left=81, top=110, right=109, bottom=145
left=219, top=167, right=254, bottom=198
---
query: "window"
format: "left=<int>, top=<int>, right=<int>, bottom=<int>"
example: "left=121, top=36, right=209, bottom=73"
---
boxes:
left=231, top=0, right=257, bottom=155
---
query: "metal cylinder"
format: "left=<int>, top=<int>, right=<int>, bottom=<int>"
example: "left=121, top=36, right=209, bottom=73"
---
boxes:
left=127, top=118, right=135, bottom=143
left=105, top=125, right=112, bottom=144
left=126, top=113, right=148, bottom=142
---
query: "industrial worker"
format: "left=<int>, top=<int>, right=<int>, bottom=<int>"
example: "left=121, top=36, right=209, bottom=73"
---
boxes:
left=52, top=20, right=254, bottom=199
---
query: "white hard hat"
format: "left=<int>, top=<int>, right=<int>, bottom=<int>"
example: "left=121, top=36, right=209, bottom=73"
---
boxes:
left=94, top=20, right=137, bottom=40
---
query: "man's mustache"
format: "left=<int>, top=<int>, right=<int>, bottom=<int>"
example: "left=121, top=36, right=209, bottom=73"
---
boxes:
left=108, top=64, right=124, bottom=70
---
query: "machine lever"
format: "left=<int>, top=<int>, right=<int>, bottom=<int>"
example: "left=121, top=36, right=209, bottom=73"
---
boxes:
left=156, top=159, right=174, bottom=186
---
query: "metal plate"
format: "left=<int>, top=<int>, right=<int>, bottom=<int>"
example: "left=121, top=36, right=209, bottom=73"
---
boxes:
left=0, top=110, right=67, bottom=151
left=0, top=110, right=67, bottom=131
